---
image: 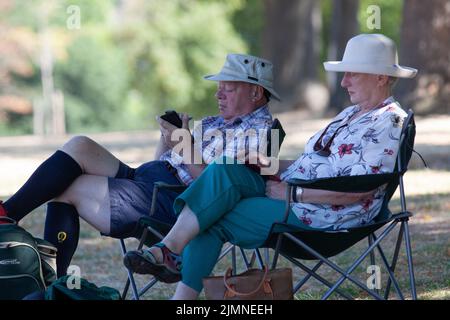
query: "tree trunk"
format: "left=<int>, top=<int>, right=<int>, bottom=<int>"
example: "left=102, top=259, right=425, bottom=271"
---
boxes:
left=396, top=0, right=450, bottom=114
left=262, top=0, right=327, bottom=115
left=326, top=0, right=359, bottom=115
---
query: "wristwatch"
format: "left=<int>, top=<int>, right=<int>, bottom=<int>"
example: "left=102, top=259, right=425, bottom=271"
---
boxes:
left=292, top=186, right=304, bottom=203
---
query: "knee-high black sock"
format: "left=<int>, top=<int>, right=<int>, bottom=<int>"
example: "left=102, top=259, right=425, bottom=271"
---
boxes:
left=115, top=161, right=135, bottom=179
left=44, top=202, right=80, bottom=278
left=4, top=150, right=82, bottom=222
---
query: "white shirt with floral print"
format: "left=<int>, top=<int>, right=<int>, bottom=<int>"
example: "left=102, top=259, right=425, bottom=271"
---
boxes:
left=280, top=97, right=407, bottom=230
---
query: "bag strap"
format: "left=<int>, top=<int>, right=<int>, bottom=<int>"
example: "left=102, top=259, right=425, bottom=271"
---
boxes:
left=0, top=217, right=17, bottom=224
left=223, top=265, right=273, bottom=298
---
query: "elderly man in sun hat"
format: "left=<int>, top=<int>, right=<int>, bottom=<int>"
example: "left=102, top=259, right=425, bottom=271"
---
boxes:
left=123, top=34, right=419, bottom=300
left=157, top=53, right=281, bottom=182
left=0, top=53, right=280, bottom=279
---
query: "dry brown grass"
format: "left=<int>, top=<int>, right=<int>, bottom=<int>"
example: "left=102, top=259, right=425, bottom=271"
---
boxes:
left=16, top=170, right=450, bottom=300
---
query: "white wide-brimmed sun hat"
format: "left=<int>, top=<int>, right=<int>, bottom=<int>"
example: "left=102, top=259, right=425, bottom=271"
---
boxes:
left=204, top=53, right=281, bottom=101
left=324, top=33, right=418, bottom=78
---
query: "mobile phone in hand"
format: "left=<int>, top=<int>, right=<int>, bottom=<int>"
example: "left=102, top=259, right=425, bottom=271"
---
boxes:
left=160, top=110, right=183, bottom=128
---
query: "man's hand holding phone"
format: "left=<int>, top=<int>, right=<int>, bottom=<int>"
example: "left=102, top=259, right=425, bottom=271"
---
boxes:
left=160, top=110, right=183, bottom=128
left=157, top=110, right=191, bottom=149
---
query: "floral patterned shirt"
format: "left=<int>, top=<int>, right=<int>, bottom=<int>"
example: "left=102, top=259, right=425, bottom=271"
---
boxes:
left=280, top=97, right=407, bottom=230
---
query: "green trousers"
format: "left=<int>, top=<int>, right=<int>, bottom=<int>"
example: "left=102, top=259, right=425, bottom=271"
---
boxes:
left=173, top=158, right=315, bottom=292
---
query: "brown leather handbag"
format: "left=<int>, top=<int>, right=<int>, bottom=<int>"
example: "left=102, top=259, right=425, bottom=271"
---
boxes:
left=202, top=266, right=293, bottom=300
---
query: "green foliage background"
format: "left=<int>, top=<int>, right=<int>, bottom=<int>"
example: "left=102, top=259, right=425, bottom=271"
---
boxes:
left=1, top=0, right=404, bottom=135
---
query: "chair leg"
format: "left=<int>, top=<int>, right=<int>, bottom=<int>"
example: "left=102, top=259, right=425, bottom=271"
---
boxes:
left=384, top=222, right=405, bottom=299
left=254, top=248, right=265, bottom=269
left=216, top=244, right=240, bottom=275
left=122, top=278, right=130, bottom=300
left=136, top=277, right=159, bottom=297
left=271, top=233, right=284, bottom=269
left=231, top=245, right=237, bottom=275
left=403, top=221, right=417, bottom=300
left=218, top=243, right=234, bottom=260
left=248, top=250, right=257, bottom=267
left=372, top=234, right=405, bottom=300
left=323, top=231, right=395, bottom=300
left=283, top=232, right=384, bottom=299
left=283, top=255, right=353, bottom=300
left=119, top=239, right=140, bottom=300
left=123, top=223, right=169, bottom=300
left=283, top=225, right=400, bottom=300
left=264, top=248, right=270, bottom=266
left=368, top=235, right=380, bottom=296
left=293, top=261, right=322, bottom=293
left=238, top=247, right=253, bottom=269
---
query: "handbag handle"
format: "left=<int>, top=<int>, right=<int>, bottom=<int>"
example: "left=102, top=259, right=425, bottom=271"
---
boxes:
left=0, top=216, right=17, bottom=224
left=223, top=265, right=273, bottom=298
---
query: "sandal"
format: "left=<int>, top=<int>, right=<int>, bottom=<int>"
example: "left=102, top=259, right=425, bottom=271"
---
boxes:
left=123, top=242, right=182, bottom=283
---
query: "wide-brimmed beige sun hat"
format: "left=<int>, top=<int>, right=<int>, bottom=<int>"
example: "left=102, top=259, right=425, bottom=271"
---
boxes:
left=204, top=53, right=281, bottom=101
left=324, top=33, right=417, bottom=78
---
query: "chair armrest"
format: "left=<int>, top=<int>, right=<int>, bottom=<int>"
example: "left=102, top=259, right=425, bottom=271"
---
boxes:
left=135, top=216, right=173, bottom=247
left=154, top=181, right=188, bottom=193
left=138, top=216, right=173, bottom=231
left=286, top=172, right=400, bottom=193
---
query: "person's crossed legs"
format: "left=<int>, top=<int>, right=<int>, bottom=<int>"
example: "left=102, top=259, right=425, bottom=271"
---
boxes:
left=123, top=159, right=267, bottom=299
left=0, top=136, right=128, bottom=276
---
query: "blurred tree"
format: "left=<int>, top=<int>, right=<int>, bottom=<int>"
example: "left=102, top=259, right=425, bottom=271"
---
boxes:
left=37, top=0, right=126, bottom=133
left=358, top=0, right=403, bottom=45
left=0, top=0, right=36, bottom=134
left=262, top=0, right=329, bottom=115
left=231, top=0, right=264, bottom=55
left=325, top=0, right=359, bottom=115
left=54, top=34, right=129, bottom=132
left=320, top=0, right=404, bottom=114
left=1, top=0, right=249, bottom=134
left=396, top=0, right=450, bottom=114
left=0, top=23, right=35, bottom=133
left=116, top=0, right=247, bottom=124
left=0, top=0, right=122, bottom=134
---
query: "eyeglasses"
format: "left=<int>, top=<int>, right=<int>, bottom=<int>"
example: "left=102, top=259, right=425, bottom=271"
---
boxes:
left=313, top=100, right=392, bottom=157
left=313, top=119, right=348, bottom=157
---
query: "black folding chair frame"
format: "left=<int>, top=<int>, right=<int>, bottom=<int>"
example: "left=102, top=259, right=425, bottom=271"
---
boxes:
left=119, top=119, right=286, bottom=299
left=266, top=109, right=418, bottom=300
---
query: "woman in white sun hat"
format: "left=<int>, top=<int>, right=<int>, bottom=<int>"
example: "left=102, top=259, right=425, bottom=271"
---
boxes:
left=124, top=34, right=418, bottom=300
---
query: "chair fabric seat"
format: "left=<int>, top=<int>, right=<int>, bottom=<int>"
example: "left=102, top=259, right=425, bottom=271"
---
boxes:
left=264, top=212, right=391, bottom=260
left=266, top=161, right=404, bottom=260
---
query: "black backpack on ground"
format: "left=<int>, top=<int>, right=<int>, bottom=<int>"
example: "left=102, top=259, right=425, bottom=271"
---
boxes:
left=0, top=217, right=57, bottom=300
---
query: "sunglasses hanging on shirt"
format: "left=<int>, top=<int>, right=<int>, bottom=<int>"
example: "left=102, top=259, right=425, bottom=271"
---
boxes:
left=314, top=100, right=391, bottom=157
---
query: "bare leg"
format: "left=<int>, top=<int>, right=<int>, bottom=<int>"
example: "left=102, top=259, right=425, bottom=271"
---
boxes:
left=60, top=135, right=121, bottom=177
left=147, top=205, right=199, bottom=261
left=2, top=135, right=125, bottom=222
left=47, top=136, right=123, bottom=234
left=143, top=205, right=201, bottom=300
left=53, top=174, right=112, bottom=234
left=172, top=282, right=200, bottom=300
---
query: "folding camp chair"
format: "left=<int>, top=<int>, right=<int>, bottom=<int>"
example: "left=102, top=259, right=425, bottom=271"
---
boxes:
left=263, top=109, right=421, bottom=300
left=119, top=118, right=286, bottom=300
